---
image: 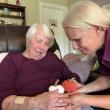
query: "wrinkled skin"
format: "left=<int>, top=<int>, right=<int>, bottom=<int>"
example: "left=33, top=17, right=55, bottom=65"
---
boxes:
left=29, top=91, right=69, bottom=110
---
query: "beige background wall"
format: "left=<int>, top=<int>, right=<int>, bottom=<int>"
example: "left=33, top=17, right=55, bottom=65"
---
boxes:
left=6, top=0, right=110, bottom=25
left=68, top=0, right=77, bottom=7
left=103, top=3, right=110, bottom=10
left=7, top=0, right=68, bottom=26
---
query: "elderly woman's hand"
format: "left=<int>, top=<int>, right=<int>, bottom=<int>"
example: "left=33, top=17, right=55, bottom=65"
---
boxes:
left=29, top=91, right=69, bottom=110
left=48, top=91, right=69, bottom=110
left=29, top=92, right=49, bottom=110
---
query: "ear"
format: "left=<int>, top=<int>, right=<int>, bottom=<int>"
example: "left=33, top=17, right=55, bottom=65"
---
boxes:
left=26, top=38, right=30, bottom=47
left=94, top=26, right=104, bottom=37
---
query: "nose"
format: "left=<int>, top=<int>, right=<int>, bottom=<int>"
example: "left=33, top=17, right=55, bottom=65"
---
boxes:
left=72, top=41, right=79, bottom=50
left=39, top=43, right=45, bottom=50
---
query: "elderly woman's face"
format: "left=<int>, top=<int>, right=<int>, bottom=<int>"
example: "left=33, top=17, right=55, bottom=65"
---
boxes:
left=64, top=27, right=104, bottom=55
left=26, top=31, right=50, bottom=60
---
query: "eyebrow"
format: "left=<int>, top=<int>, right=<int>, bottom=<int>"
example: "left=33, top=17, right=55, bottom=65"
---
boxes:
left=71, top=37, right=81, bottom=40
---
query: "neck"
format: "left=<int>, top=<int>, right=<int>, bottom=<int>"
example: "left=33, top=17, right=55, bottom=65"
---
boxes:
left=22, top=50, right=38, bottom=60
left=99, top=29, right=106, bottom=49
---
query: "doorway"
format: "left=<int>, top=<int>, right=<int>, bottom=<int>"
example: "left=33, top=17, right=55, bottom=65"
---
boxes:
left=39, top=2, right=71, bottom=57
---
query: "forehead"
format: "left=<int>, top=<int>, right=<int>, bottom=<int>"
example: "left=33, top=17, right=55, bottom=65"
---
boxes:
left=64, top=27, right=93, bottom=40
left=32, top=31, right=49, bottom=40
left=34, top=31, right=45, bottom=37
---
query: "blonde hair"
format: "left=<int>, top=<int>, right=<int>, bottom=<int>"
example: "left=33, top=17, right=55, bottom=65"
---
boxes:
left=62, top=0, right=110, bottom=29
left=26, top=23, right=54, bottom=47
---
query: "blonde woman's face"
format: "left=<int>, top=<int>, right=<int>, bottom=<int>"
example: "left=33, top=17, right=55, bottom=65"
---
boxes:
left=26, top=31, right=50, bottom=60
left=64, top=27, right=104, bottom=55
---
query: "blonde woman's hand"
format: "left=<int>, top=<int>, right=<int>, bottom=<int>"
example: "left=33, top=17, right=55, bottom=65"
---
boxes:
left=58, top=93, right=87, bottom=109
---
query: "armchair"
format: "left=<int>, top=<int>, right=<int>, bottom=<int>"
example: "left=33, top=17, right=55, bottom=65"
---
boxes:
left=0, top=25, right=61, bottom=58
left=0, top=25, right=28, bottom=52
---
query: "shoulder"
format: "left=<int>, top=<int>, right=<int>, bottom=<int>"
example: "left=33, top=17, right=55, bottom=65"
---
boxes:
left=46, top=52, right=60, bottom=60
left=106, top=28, right=110, bottom=35
left=6, top=52, right=21, bottom=59
left=1, top=52, right=22, bottom=63
left=0, top=52, right=26, bottom=73
left=46, top=52, right=64, bottom=64
left=0, top=52, right=8, bottom=63
left=102, top=29, right=110, bottom=66
left=106, top=28, right=110, bottom=42
left=98, top=29, right=110, bottom=74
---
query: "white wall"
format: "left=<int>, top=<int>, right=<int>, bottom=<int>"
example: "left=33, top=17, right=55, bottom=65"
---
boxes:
left=6, top=0, right=68, bottom=26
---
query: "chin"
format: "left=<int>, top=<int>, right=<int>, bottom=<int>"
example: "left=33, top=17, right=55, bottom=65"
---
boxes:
left=40, top=54, right=46, bottom=59
left=77, top=50, right=96, bottom=61
left=78, top=53, right=96, bottom=62
left=82, top=50, right=94, bottom=55
left=84, top=52, right=92, bottom=55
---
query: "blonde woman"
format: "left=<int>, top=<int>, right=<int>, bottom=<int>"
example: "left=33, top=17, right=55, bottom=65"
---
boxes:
left=60, top=0, right=110, bottom=110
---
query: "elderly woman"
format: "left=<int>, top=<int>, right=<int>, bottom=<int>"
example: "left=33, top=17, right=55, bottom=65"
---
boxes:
left=59, top=0, right=110, bottom=110
left=0, top=23, right=80, bottom=110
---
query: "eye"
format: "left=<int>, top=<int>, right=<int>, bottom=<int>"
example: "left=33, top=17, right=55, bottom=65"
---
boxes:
left=35, top=38, right=42, bottom=43
left=74, top=39, right=81, bottom=42
left=44, top=43, right=49, bottom=46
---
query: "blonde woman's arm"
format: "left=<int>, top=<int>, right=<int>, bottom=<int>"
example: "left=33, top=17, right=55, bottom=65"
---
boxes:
left=75, top=75, right=110, bottom=93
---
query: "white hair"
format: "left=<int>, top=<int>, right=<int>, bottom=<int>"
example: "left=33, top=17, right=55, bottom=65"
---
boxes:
left=63, top=0, right=110, bottom=29
left=26, top=23, right=54, bottom=47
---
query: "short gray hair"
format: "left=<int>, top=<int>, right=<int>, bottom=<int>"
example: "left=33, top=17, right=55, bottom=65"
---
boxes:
left=26, top=23, right=55, bottom=47
left=63, top=0, right=110, bottom=29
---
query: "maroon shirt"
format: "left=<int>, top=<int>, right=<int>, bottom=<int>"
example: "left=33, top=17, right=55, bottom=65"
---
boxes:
left=0, top=52, right=80, bottom=109
left=96, top=28, right=110, bottom=75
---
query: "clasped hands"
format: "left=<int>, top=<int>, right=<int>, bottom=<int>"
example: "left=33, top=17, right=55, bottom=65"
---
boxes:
left=30, top=90, right=85, bottom=110
left=30, top=81, right=84, bottom=110
left=48, top=91, right=85, bottom=110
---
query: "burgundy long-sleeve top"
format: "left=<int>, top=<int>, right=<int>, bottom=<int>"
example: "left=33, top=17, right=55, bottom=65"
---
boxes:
left=96, top=28, right=110, bottom=75
left=0, top=52, right=80, bottom=110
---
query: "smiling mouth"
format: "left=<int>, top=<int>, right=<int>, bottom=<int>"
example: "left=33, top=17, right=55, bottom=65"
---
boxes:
left=34, top=50, right=42, bottom=55
left=79, top=48, right=86, bottom=51
left=79, top=48, right=87, bottom=53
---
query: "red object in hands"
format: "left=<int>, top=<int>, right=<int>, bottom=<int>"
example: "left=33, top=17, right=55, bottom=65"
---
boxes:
left=62, top=79, right=78, bottom=93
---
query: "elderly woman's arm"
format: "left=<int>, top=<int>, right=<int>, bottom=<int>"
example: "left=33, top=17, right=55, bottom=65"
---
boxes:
left=2, top=92, right=68, bottom=110
left=2, top=95, right=30, bottom=110
left=2, top=92, right=49, bottom=110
